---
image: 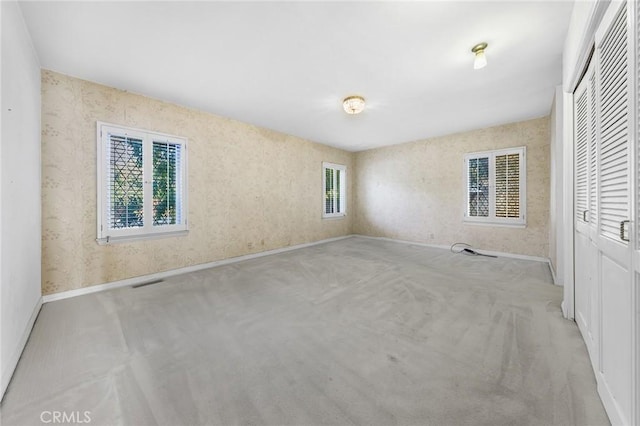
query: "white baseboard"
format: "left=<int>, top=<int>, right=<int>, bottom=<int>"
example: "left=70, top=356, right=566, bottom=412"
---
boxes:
left=353, top=234, right=452, bottom=252
left=43, top=233, right=556, bottom=304
left=353, top=235, right=558, bottom=287
left=42, top=235, right=352, bottom=303
left=548, top=260, right=559, bottom=286
left=596, top=371, right=625, bottom=426
left=1, top=296, right=42, bottom=401
left=352, top=234, right=551, bottom=263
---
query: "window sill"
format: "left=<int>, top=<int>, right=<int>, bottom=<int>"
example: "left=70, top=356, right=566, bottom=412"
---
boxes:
left=463, top=220, right=526, bottom=229
left=322, top=214, right=346, bottom=220
left=96, top=230, right=189, bottom=245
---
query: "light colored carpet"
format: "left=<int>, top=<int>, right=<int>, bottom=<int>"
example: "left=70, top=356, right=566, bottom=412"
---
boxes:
left=1, top=237, right=609, bottom=425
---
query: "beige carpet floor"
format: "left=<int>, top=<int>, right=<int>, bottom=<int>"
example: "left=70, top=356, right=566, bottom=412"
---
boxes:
left=1, top=237, right=609, bottom=425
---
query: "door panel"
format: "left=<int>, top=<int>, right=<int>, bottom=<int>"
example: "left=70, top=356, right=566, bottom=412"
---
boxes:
left=594, top=1, right=633, bottom=424
left=574, top=55, right=594, bottom=354
left=587, top=241, right=599, bottom=363
left=572, top=1, right=635, bottom=424
left=600, top=255, right=632, bottom=425
left=575, top=231, right=590, bottom=335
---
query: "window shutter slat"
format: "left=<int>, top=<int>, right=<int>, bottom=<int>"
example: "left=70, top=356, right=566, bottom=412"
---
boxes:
left=589, top=69, right=598, bottom=225
left=152, top=141, right=182, bottom=226
left=495, top=153, right=520, bottom=218
left=468, top=157, right=489, bottom=217
left=598, top=2, right=629, bottom=242
left=336, top=169, right=341, bottom=213
left=575, top=87, right=589, bottom=222
left=108, top=134, right=144, bottom=230
left=322, top=162, right=346, bottom=217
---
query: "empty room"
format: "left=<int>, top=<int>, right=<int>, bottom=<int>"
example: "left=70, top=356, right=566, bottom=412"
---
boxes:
left=1, top=0, right=638, bottom=425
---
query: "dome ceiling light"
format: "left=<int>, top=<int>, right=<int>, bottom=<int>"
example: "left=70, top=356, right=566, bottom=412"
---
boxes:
left=343, top=95, right=366, bottom=114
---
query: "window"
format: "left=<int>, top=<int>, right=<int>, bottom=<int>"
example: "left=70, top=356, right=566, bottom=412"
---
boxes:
left=323, top=162, right=346, bottom=218
left=464, top=147, right=525, bottom=226
left=97, top=122, right=188, bottom=243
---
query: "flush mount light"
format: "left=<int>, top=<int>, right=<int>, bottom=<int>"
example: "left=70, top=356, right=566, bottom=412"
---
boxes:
left=471, top=42, right=488, bottom=69
left=343, top=95, right=366, bottom=114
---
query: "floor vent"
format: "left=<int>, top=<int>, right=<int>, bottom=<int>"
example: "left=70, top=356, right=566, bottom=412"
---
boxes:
left=132, top=279, right=164, bottom=289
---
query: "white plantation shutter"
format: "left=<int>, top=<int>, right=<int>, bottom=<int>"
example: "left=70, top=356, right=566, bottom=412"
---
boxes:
left=597, top=2, right=629, bottom=242
left=495, top=153, right=520, bottom=218
left=464, top=147, right=525, bottom=225
left=575, top=86, right=589, bottom=222
left=97, top=122, right=188, bottom=243
left=322, top=162, right=346, bottom=217
left=467, top=156, right=490, bottom=217
left=152, top=141, right=183, bottom=226
left=107, top=133, right=145, bottom=230
left=325, top=167, right=335, bottom=213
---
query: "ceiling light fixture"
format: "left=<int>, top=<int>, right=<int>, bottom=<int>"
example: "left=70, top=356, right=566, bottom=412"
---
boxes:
left=471, top=42, right=488, bottom=70
left=343, top=95, right=366, bottom=114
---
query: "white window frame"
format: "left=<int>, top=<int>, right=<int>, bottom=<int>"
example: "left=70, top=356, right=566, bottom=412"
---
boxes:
left=322, top=162, right=347, bottom=218
left=464, top=146, right=526, bottom=227
left=96, top=122, right=188, bottom=244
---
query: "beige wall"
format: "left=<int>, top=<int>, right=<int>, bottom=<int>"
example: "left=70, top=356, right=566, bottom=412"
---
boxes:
left=354, top=117, right=550, bottom=258
left=42, top=70, right=354, bottom=295
left=42, top=70, right=552, bottom=295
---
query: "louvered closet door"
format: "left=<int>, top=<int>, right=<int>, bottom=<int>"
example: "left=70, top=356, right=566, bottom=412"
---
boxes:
left=574, top=57, right=598, bottom=366
left=632, top=0, right=640, bottom=424
left=593, top=1, right=633, bottom=424
left=573, top=59, right=593, bottom=349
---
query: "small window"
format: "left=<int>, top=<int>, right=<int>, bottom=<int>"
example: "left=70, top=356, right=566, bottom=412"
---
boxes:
left=464, top=147, right=526, bottom=226
left=97, top=122, right=188, bottom=243
left=323, top=162, right=346, bottom=218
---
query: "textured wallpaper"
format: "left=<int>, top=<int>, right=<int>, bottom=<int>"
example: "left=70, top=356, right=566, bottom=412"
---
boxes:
left=41, top=70, right=354, bottom=295
left=353, top=117, right=550, bottom=258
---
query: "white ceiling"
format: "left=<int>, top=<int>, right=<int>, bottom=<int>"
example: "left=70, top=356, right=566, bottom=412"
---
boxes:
left=19, top=1, right=573, bottom=152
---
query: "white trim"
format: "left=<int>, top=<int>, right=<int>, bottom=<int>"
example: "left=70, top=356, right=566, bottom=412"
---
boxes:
left=596, top=369, right=626, bottom=426
left=566, top=1, right=611, bottom=93
left=463, top=146, right=526, bottom=226
left=1, top=297, right=42, bottom=400
left=321, top=215, right=346, bottom=221
left=96, top=121, right=189, bottom=242
left=627, top=2, right=639, bottom=424
left=462, top=221, right=526, bottom=229
left=352, top=234, right=552, bottom=264
left=322, top=162, right=347, bottom=218
left=42, top=236, right=352, bottom=303
left=548, top=260, right=559, bottom=286
left=42, top=234, right=556, bottom=304
left=552, top=85, right=565, bottom=288
left=562, top=90, right=576, bottom=320
left=96, top=230, right=189, bottom=245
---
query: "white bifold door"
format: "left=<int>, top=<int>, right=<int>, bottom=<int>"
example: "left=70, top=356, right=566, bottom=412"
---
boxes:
left=573, top=0, right=637, bottom=424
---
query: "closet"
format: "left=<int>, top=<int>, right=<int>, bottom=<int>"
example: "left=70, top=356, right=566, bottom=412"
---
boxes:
left=573, top=0, right=637, bottom=424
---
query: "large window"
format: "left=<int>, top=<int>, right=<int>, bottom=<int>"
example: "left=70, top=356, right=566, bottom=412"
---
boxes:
left=464, top=147, right=525, bottom=226
left=323, top=162, right=346, bottom=218
left=97, top=122, right=188, bottom=243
